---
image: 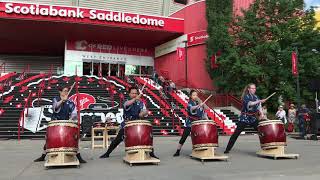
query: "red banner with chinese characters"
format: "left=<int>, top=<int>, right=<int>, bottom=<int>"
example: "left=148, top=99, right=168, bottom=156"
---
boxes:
left=291, top=51, right=298, bottom=76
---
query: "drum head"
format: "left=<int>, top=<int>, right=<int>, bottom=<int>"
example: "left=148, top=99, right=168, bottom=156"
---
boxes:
left=48, top=120, right=78, bottom=127
left=125, top=120, right=152, bottom=127
left=191, top=120, right=215, bottom=125
left=258, top=119, right=283, bottom=127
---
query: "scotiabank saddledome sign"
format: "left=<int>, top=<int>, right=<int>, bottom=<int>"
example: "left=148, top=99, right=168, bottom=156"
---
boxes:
left=0, top=2, right=184, bottom=32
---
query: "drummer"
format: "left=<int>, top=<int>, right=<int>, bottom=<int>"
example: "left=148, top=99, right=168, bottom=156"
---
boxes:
left=34, top=86, right=86, bottom=163
left=173, top=90, right=209, bottom=157
left=224, top=83, right=266, bottom=154
left=100, top=87, right=159, bottom=159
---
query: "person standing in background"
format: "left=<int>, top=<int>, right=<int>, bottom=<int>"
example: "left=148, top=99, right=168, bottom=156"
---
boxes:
left=276, top=105, right=287, bottom=124
left=287, top=104, right=297, bottom=132
left=298, top=104, right=310, bottom=138
left=262, top=105, right=268, bottom=119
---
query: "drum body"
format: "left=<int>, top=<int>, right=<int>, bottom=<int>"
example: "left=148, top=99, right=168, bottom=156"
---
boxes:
left=124, top=120, right=153, bottom=151
left=258, top=120, right=286, bottom=149
left=46, top=120, right=79, bottom=153
left=191, top=120, right=218, bottom=149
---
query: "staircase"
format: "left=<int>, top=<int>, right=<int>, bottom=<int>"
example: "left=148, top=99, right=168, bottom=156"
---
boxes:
left=0, top=73, right=190, bottom=139
left=220, top=109, right=256, bottom=134
left=0, top=73, right=48, bottom=139
left=135, top=77, right=238, bottom=135
left=0, top=73, right=257, bottom=139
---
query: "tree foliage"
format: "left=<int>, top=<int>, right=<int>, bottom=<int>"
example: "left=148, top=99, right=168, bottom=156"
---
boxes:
left=206, top=0, right=320, bottom=109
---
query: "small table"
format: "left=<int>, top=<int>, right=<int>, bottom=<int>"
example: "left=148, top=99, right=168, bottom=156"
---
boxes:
left=91, top=127, right=108, bottom=149
left=107, top=125, right=120, bottom=139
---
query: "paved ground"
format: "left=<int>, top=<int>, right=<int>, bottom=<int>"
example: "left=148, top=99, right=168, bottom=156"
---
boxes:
left=0, top=135, right=319, bottom=180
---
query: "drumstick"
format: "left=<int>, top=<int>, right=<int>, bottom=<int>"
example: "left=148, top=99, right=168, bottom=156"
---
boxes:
left=264, top=92, right=276, bottom=101
left=202, top=94, right=213, bottom=104
left=67, top=82, right=76, bottom=96
left=140, top=82, right=147, bottom=93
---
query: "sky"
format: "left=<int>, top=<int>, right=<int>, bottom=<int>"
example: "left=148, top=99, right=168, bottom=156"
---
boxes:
left=305, top=0, right=320, bottom=9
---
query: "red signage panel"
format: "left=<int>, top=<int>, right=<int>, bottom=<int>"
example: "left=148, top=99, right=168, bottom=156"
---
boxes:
left=187, top=30, right=208, bottom=46
left=0, top=1, right=184, bottom=33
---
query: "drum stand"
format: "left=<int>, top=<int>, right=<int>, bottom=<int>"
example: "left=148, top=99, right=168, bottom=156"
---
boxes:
left=123, top=149, right=160, bottom=166
left=190, top=147, right=228, bottom=163
left=45, top=152, right=80, bottom=168
left=256, top=146, right=299, bottom=160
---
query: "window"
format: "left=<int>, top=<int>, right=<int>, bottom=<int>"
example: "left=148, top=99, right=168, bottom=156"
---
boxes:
left=174, top=0, right=188, bottom=5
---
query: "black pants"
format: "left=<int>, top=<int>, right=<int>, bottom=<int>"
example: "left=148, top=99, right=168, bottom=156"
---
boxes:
left=178, top=127, right=191, bottom=145
left=225, top=121, right=259, bottom=152
left=105, top=128, right=156, bottom=155
left=105, top=128, right=125, bottom=155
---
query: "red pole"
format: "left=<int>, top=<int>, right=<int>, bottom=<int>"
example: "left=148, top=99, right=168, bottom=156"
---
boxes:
left=75, top=67, right=81, bottom=136
left=18, top=114, right=21, bottom=141
left=1, top=85, right=4, bottom=101
left=76, top=79, right=81, bottom=136
left=21, top=111, right=24, bottom=134
left=171, top=95, right=175, bottom=129
left=26, top=93, right=31, bottom=117
left=37, top=89, right=40, bottom=107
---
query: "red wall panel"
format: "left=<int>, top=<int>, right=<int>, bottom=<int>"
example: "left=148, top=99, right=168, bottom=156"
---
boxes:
left=155, top=0, right=254, bottom=90
left=155, top=1, right=213, bottom=90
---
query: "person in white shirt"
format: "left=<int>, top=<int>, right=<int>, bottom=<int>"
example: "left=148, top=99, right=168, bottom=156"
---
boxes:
left=262, top=105, right=268, bottom=119
left=276, top=105, right=287, bottom=124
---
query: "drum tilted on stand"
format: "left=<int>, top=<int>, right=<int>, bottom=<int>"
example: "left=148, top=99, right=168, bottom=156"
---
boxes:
left=191, top=120, right=218, bottom=149
left=124, top=120, right=153, bottom=151
left=123, top=120, right=159, bottom=166
left=257, top=120, right=286, bottom=149
left=190, top=120, right=227, bottom=162
left=256, top=119, right=299, bottom=160
left=45, top=120, right=80, bottom=167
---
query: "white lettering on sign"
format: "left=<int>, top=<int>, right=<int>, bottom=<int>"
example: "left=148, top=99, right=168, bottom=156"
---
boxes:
left=4, top=3, right=164, bottom=27
left=5, top=3, right=84, bottom=18
left=194, top=35, right=209, bottom=41
left=88, top=11, right=164, bottom=27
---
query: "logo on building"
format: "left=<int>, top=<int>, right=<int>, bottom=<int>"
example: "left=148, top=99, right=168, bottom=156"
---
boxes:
left=190, top=36, right=194, bottom=43
left=75, top=40, right=88, bottom=51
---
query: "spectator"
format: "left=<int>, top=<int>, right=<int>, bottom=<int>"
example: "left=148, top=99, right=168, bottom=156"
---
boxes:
left=158, top=76, right=165, bottom=87
left=163, top=79, right=170, bottom=92
left=159, top=87, right=168, bottom=99
left=287, top=104, right=297, bottom=132
left=298, top=104, right=310, bottom=138
left=152, top=70, right=158, bottom=84
left=276, top=105, right=287, bottom=124
left=169, top=80, right=176, bottom=93
left=262, top=105, right=268, bottom=119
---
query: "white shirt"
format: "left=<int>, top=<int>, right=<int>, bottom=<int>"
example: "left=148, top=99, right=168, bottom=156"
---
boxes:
left=276, top=110, right=287, bottom=123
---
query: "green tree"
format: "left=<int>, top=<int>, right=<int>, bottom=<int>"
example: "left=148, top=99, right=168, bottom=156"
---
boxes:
left=206, top=0, right=320, bottom=109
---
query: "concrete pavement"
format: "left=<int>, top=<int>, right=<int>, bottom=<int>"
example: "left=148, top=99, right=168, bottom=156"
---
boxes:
left=0, top=135, right=319, bottom=180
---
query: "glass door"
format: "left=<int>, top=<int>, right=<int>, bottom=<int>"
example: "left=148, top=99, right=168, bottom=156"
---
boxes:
left=101, top=63, right=109, bottom=77
left=110, top=63, right=118, bottom=76
left=119, top=64, right=125, bottom=78
left=83, top=62, right=91, bottom=75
